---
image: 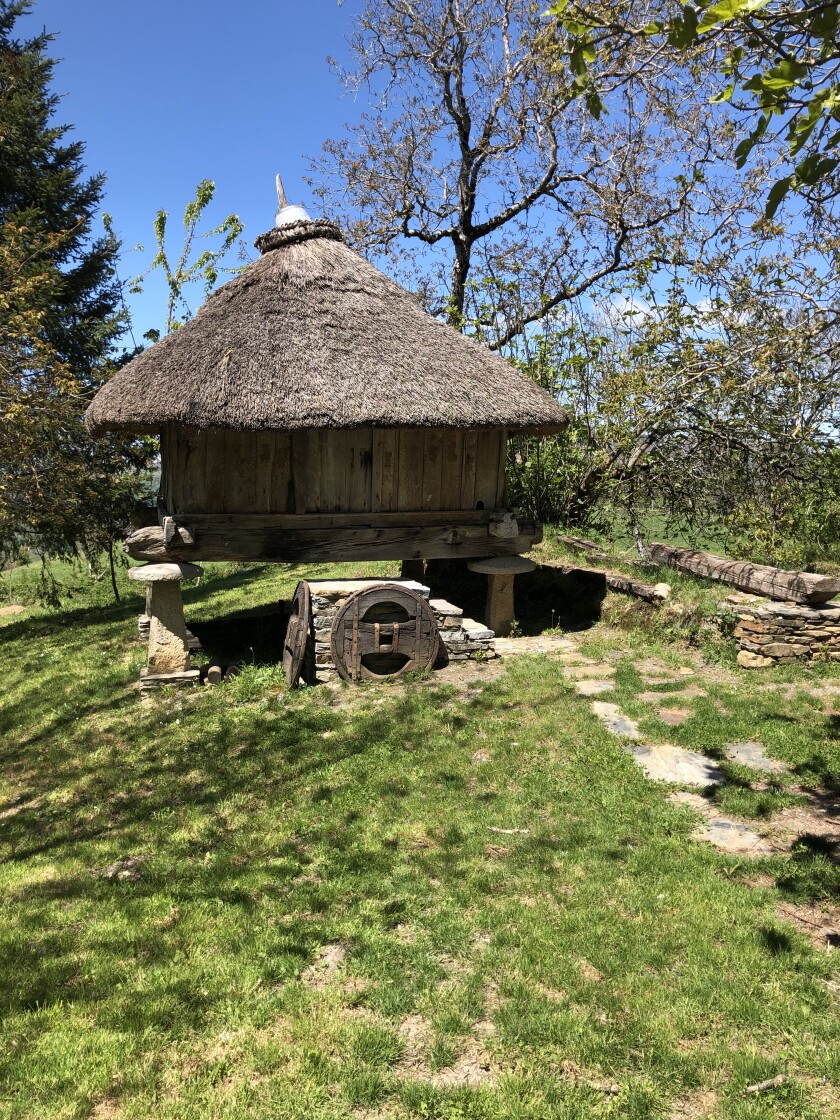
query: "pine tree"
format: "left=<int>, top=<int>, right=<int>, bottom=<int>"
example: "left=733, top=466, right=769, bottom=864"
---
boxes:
left=0, top=0, right=150, bottom=593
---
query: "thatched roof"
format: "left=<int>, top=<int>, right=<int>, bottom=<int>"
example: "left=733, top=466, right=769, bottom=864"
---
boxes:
left=86, top=219, right=568, bottom=437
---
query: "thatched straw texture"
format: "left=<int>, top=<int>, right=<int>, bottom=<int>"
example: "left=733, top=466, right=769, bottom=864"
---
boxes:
left=86, top=220, right=568, bottom=436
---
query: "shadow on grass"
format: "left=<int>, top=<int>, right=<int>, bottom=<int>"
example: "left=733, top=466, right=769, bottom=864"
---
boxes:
left=0, top=670, right=528, bottom=1030
left=776, top=833, right=840, bottom=904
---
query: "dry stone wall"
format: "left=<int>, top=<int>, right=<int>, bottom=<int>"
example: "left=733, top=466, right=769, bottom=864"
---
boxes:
left=726, top=601, right=840, bottom=666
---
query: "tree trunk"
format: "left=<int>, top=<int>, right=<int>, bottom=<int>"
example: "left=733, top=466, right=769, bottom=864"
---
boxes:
left=647, top=543, right=840, bottom=605
left=108, top=540, right=120, bottom=603
left=448, top=235, right=471, bottom=326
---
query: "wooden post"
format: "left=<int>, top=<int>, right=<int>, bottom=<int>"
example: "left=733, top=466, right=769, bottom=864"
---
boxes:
left=467, top=556, right=536, bottom=637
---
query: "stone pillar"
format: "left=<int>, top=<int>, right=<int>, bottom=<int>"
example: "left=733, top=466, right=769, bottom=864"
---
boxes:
left=128, top=562, right=203, bottom=682
left=467, top=555, right=536, bottom=638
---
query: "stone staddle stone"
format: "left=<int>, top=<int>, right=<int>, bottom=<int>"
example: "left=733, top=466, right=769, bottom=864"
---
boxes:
left=129, top=562, right=202, bottom=674
left=467, top=556, right=536, bottom=637
left=128, top=562, right=203, bottom=582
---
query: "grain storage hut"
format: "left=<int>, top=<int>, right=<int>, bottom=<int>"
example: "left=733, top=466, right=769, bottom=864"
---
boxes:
left=86, top=204, right=567, bottom=572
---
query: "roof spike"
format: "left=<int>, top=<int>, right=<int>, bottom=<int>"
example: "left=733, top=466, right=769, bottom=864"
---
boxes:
left=274, top=173, right=311, bottom=228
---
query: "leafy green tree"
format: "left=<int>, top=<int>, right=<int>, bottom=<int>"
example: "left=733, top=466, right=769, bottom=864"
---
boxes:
left=548, top=0, right=840, bottom=215
left=0, top=0, right=152, bottom=597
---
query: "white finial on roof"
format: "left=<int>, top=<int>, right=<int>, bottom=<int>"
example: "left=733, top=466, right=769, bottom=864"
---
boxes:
left=275, top=173, right=311, bottom=228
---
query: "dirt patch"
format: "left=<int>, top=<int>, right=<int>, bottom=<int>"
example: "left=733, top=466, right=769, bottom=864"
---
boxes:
left=0, top=604, right=26, bottom=617
left=764, top=788, right=840, bottom=846
left=559, top=1059, right=620, bottom=1095
left=776, top=900, right=840, bottom=950
left=302, top=943, right=348, bottom=989
left=430, top=1037, right=497, bottom=1088
left=395, top=1013, right=435, bottom=1076
left=578, top=958, right=604, bottom=983
left=668, top=1089, right=718, bottom=1119
left=90, top=1099, right=122, bottom=1119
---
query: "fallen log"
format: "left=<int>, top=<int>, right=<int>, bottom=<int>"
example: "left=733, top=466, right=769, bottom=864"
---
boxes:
left=604, top=571, right=670, bottom=603
left=556, top=533, right=609, bottom=557
left=552, top=564, right=669, bottom=603
left=646, top=543, right=840, bottom=606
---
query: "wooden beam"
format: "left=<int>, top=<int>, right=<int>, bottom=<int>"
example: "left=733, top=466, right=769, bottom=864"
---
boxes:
left=125, top=516, right=541, bottom=564
left=646, top=543, right=840, bottom=605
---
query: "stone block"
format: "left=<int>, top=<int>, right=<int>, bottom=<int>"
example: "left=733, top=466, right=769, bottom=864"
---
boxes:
left=737, top=650, right=773, bottom=669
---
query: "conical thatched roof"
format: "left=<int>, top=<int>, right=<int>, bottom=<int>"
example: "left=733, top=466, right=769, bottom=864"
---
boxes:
left=86, top=218, right=568, bottom=437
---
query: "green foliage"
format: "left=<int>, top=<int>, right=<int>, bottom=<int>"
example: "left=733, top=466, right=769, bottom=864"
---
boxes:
left=131, top=179, right=244, bottom=342
left=1, top=559, right=839, bottom=1116
left=0, top=0, right=153, bottom=589
left=548, top=0, right=840, bottom=212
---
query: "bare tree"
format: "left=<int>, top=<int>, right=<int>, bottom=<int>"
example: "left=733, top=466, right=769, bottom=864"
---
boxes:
left=310, top=0, right=763, bottom=348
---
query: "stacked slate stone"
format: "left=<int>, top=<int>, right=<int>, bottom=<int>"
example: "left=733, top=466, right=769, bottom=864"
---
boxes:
left=309, top=578, right=496, bottom=677
left=723, top=598, right=840, bottom=666
left=137, top=612, right=201, bottom=651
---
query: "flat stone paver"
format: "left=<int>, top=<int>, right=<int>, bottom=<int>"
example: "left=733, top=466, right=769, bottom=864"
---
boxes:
left=725, top=741, right=789, bottom=773
left=668, top=792, right=778, bottom=855
left=563, top=664, right=616, bottom=680
left=575, top=679, right=615, bottom=697
left=494, top=636, right=579, bottom=656
left=627, top=743, right=724, bottom=785
left=659, top=707, right=692, bottom=727
left=695, top=817, right=777, bottom=855
left=591, top=702, right=641, bottom=739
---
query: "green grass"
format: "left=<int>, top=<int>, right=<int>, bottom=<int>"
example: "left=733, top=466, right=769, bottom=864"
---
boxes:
left=1, top=562, right=839, bottom=1119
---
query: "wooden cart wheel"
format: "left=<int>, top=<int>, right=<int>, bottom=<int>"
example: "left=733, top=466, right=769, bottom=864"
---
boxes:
left=283, top=580, right=315, bottom=688
left=330, top=583, right=440, bottom=682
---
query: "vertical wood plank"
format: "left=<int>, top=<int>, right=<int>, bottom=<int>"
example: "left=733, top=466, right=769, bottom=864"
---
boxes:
left=223, top=431, right=256, bottom=513
left=347, top=427, right=373, bottom=512
left=180, top=429, right=207, bottom=512
left=305, top=429, right=322, bottom=513
left=203, top=430, right=227, bottom=514
left=460, top=430, right=478, bottom=509
left=421, top=429, right=443, bottom=512
left=474, top=429, right=502, bottom=509
left=380, top=430, right=398, bottom=512
left=254, top=430, right=274, bottom=513
left=439, top=429, right=463, bottom=510
left=271, top=431, right=292, bottom=512
left=159, top=424, right=172, bottom=512
left=320, top=429, right=346, bottom=513
left=371, top=429, right=384, bottom=513
left=497, top=428, right=509, bottom=507
left=291, top=430, right=310, bottom=514
left=397, top=429, right=424, bottom=511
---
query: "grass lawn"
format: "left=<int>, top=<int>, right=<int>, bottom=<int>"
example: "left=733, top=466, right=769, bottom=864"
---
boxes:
left=1, top=559, right=839, bottom=1119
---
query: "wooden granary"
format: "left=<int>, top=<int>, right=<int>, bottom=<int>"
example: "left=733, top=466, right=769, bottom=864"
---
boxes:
left=86, top=197, right=566, bottom=681
left=87, top=208, right=566, bottom=568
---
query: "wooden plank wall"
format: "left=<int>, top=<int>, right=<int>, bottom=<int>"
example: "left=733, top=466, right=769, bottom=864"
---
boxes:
left=166, top=426, right=507, bottom=515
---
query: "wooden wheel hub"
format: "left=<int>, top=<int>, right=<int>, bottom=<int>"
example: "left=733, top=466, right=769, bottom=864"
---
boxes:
left=330, top=583, right=440, bottom=682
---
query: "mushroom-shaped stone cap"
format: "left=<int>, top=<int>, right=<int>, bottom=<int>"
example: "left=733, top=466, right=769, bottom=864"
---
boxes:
left=467, top=556, right=536, bottom=575
left=128, top=562, right=203, bottom=582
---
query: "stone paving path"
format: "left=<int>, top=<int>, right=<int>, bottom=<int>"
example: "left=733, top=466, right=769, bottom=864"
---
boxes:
left=487, top=635, right=839, bottom=864
left=553, top=647, right=791, bottom=857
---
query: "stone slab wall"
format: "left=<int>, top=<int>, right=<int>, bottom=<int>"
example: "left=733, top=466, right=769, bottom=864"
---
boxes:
left=309, top=578, right=496, bottom=678
left=725, top=601, right=840, bottom=666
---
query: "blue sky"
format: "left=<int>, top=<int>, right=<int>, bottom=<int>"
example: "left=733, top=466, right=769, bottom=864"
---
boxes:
left=20, top=0, right=358, bottom=338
